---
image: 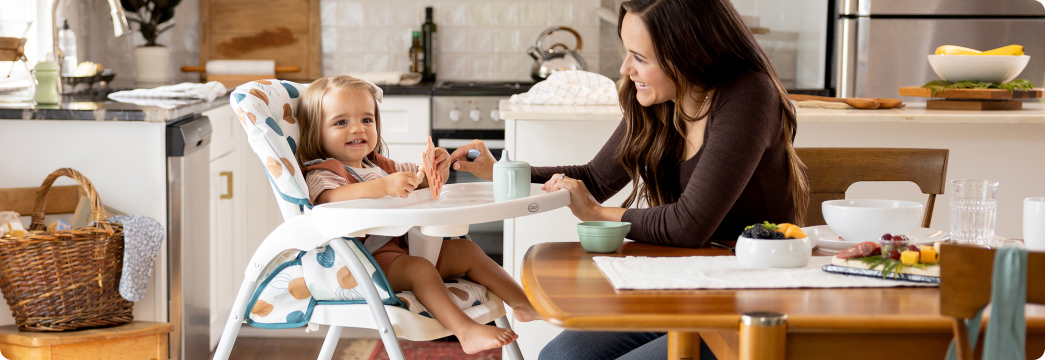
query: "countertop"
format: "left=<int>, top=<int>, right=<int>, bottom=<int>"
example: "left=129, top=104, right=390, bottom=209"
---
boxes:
left=499, top=100, right=1045, bottom=123
left=0, top=80, right=436, bottom=123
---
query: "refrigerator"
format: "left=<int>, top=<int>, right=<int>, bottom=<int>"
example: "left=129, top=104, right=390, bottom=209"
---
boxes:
left=836, top=0, right=1045, bottom=99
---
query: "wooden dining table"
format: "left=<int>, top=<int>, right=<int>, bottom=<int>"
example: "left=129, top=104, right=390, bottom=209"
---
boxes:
left=521, top=241, right=1045, bottom=360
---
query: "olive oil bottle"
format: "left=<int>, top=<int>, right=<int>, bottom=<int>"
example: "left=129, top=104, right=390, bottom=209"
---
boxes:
left=421, top=7, right=437, bottom=81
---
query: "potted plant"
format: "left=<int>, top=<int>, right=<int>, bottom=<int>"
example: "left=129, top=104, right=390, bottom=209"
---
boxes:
left=121, top=0, right=181, bottom=83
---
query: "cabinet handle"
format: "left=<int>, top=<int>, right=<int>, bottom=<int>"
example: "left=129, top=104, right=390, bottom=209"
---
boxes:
left=220, top=171, right=233, bottom=199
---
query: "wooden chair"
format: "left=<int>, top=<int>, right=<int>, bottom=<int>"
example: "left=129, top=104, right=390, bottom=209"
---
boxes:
left=940, top=244, right=1045, bottom=360
left=796, top=148, right=948, bottom=227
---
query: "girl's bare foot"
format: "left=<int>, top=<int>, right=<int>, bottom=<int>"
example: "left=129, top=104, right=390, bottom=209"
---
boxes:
left=512, top=304, right=542, bottom=322
left=457, top=323, right=518, bottom=354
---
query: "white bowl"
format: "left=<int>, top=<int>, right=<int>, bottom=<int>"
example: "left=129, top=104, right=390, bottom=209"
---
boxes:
left=822, top=199, right=923, bottom=243
left=927, top=55, right=1030, bottom=83
left=735, top=236, right=812, bottom=268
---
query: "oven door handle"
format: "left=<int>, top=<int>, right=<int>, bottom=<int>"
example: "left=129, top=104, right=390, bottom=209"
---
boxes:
left=437, top=139, right=505, bottom=150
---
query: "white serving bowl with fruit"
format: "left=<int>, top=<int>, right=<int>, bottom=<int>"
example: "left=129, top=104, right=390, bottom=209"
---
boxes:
left=736, top=222, right=812, bottom=268
left=822, top=199, right=923, bottom=243
left=928, top=44, right=1029, bottom=84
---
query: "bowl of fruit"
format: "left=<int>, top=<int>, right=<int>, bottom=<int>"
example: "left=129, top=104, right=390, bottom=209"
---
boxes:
left=736, top=222, right=812, bottom=268
left=928, top=45, right=1030, bottom=84
left=821, top=199, right=923, bottom=243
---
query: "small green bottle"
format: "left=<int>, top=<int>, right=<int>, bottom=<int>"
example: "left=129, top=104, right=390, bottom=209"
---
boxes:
left=34, top=59, right=60, bottom=105
left=409, top=31, right=424, bottom=73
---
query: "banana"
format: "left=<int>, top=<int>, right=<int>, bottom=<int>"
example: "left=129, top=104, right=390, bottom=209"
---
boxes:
left=980, top=44, right=1024, bottom=56
left=935, top=45, right=981, bottom=55
left=934, top=44, right=1025, bottom=55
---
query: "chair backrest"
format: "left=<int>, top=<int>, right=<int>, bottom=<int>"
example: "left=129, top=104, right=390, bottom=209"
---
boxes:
left=796, top=148, right=948, bottom=227
left=940, top=244, right=1045, bottom=360
left=229, top=80, right=311, bottom=221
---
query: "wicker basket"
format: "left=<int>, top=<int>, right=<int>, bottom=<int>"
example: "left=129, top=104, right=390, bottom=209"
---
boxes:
left=0, top=168, right=132, bottom=331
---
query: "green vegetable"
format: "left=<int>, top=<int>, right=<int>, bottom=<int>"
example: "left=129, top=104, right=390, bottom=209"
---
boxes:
left=847, top=257, right=930, bottom=279
left=762, top=221, right=778, bottom=231
left=922, top=79, right=1036, bottom=97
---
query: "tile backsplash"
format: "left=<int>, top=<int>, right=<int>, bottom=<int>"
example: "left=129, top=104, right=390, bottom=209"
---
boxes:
left=320, top=0, right=603, bottom=81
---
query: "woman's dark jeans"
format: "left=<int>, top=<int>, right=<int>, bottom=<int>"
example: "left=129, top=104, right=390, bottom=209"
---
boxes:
left=538, top=331, right=717, bottom=360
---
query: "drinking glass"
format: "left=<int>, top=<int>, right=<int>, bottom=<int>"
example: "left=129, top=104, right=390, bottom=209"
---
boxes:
left=949, top=180, right=999, bottom=246
left=1025, top=197, right=1045, bottom=251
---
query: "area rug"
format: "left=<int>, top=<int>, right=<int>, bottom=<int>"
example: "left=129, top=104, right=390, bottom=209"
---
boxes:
left=339, top=339, right=500, bottom=360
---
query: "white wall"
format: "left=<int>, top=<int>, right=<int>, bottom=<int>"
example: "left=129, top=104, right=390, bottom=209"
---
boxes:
left=0, top=120, right=169, bottom=326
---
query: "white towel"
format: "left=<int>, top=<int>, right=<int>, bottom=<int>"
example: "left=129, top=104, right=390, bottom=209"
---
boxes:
left=593, top=256, right=937, bottom=290
left=510, top=70, right=618, bottom=105
left=107, top=81, right=227, bottom=109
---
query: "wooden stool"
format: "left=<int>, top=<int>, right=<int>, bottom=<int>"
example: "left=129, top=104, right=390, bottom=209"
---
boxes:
left=0, top=321, right=171, bottom=360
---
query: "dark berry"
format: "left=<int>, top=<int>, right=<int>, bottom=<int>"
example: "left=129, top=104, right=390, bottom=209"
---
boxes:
left=881, top=233, right=893, bottom=241
left=892, top=234, right=906, bottom=242
left=887, top=249, right=901, bottom=260
left=907, top=244, right=919, bottom=252
left=771, top=231, right=786, bottom=239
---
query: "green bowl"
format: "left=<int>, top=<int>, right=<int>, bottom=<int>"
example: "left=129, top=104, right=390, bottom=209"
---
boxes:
left=577, top=221, right=631, bottom=253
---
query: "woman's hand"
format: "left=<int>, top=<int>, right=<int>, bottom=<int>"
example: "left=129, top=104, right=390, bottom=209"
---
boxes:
left=383, top=172, right=420, bottom=198
left=448, top=140, right=496, bottom=181
left=433, top=147, right=451, bottom=184
left=542, top=174, right=605, bottom=221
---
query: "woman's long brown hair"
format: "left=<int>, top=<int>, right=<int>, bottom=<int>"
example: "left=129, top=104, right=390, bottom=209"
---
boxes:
left=616, top=0, right=809, bottom=225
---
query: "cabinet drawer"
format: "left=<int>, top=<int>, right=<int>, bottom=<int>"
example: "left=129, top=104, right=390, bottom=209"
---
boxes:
left=380, top=96, right=430, bottom=144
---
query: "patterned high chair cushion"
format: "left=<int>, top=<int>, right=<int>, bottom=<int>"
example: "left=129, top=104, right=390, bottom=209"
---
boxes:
left=245, top=238, right=491, bottom=328
left=229, top=80, right=310, bottom=220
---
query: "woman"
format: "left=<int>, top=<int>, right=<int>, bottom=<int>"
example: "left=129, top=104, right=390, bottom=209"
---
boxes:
left=449, top=0, right=808, bottom=358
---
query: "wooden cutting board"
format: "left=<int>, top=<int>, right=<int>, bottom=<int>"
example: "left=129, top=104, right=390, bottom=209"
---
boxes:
left=198, top=0, right=320, bottom=81
left=899, top=86, right=1043, bottom=99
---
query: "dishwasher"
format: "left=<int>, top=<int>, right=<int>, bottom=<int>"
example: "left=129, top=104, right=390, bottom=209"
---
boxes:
left=167, top=115, right=212, bottom=360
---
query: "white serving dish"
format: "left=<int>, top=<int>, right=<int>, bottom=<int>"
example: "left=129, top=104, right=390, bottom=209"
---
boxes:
left=822, top=199, right=923, bottom=244
left=927, top=54, right=1030, bottom=83
left=735, top=236, right=812, bottom=268
left=806, top=225, right=947, bottom=253
left=311, top=183, right=570, bottom=239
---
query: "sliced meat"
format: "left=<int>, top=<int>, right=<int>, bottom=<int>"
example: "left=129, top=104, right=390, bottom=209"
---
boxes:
left=836, top=241, right=880, bottom=259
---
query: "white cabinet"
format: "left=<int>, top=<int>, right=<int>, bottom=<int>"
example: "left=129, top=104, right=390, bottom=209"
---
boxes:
left=381, top=95, right=431, bottom=166
left=205, top=104, right=283, bottom=349
left=502, top=117, right=631, bottom=360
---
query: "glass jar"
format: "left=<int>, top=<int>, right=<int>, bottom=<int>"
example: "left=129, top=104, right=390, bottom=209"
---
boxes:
left=879, top=234, right=909, bottom=259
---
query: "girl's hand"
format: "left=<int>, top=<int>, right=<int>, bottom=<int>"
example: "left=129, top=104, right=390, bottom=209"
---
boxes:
left=433, top=147, right=451, bottom=184
left=448, top=140, right=496, bottom=181
left=384, top=172, right=420, bottom=198
left=542, top=174, right=602, bottom=221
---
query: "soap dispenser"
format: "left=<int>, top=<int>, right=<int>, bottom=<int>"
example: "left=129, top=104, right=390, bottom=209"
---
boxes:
left=493, top=151, right=531, bottom=202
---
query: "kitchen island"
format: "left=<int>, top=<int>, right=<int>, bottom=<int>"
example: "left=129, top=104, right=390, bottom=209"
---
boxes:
left=498, top=99, right=1045, bottom=359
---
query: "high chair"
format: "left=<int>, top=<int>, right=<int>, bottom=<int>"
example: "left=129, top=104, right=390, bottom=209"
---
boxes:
left=211, top=80, right=530, bottom=360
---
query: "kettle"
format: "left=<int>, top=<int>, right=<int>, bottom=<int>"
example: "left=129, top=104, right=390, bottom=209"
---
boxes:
left=527, top=26, right=590, bottom=81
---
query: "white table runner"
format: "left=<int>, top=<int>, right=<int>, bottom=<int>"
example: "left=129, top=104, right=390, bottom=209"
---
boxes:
left=593, top=256, right=937, bottom=290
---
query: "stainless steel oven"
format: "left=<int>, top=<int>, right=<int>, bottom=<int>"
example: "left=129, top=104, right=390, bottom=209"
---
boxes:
left=431, top=81, right=534, bottom=265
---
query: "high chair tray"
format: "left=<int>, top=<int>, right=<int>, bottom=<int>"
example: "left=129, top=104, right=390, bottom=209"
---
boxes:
left=311, top=183, right=570, bottom=239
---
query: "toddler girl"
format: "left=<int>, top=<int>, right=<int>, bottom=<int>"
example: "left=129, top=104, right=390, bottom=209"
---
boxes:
left=296, top=75, right=541, bottom=354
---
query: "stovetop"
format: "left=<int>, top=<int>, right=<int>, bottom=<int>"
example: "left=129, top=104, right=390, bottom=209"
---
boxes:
left=434, top=81, right=535, bottom=96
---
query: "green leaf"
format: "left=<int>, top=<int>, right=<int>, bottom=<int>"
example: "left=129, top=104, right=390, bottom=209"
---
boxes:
left=762, top=221, right=778, bottom=231
left=922, top=79, right=1037, bottom=97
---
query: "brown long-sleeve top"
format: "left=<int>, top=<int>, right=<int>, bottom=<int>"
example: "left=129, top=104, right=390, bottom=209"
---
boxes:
left=531, top=71, right=796, bottom=248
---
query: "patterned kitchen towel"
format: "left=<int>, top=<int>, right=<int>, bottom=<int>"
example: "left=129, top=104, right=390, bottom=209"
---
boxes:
left=509, top=70, right=618, bottom=105
left=109, top=215, right=166, bottom=302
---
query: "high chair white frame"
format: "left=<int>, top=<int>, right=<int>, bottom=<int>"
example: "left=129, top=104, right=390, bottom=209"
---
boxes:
left=210, top=79, right=551, bottom=360
left=210, top=214, right=522, bottom=360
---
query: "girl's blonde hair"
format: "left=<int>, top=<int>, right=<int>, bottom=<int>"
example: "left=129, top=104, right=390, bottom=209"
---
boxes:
left=296, top=75, right=386, bottom=165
